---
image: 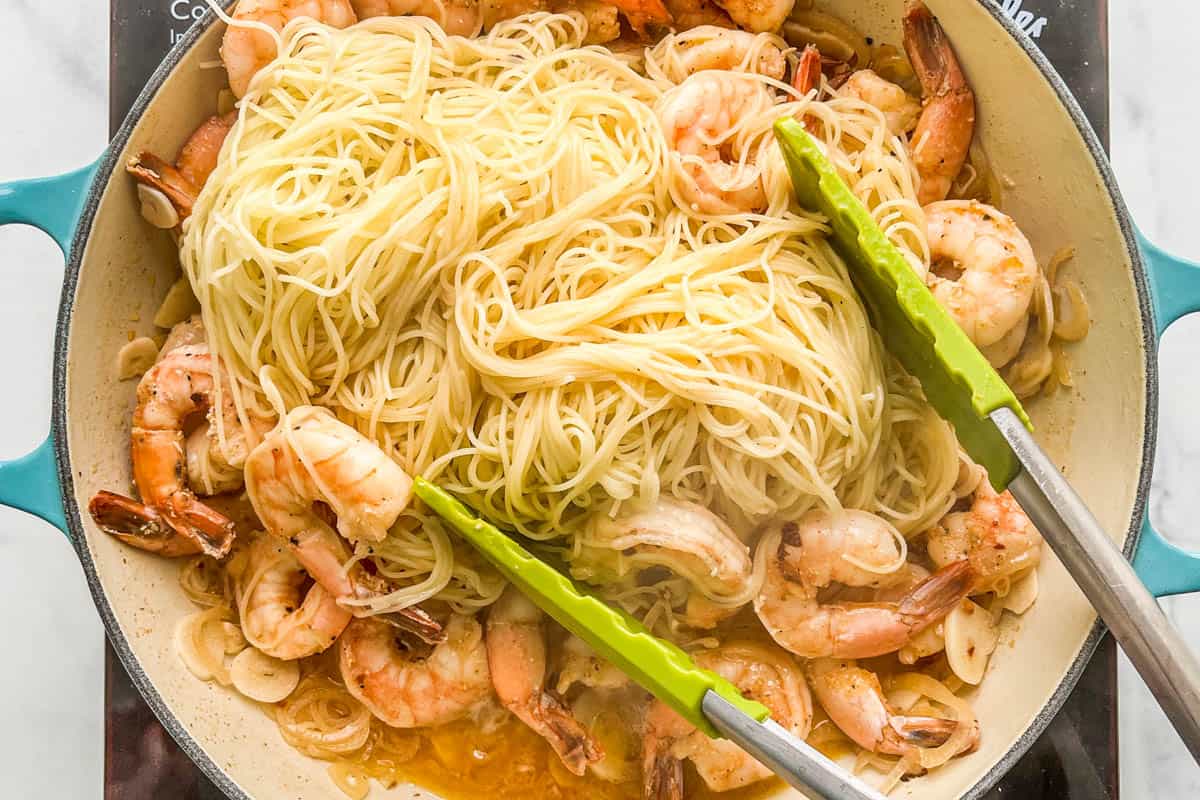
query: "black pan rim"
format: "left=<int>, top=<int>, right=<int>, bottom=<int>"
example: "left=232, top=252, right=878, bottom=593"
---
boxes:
left=49, top=3, right=1154, bottom=799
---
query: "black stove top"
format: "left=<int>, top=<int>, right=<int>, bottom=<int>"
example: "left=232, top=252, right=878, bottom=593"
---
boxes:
left=103, top=2, right=1116, bottom=797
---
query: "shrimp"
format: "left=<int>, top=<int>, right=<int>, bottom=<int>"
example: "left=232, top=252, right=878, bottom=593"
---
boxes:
left=926, top=480, right=1042, bottom=594
left=351, top=0, right=481, bottom=35
left=903, top=0, right=975, bottom=205
left=88, top=491, right=203, bottom=557
left=709, top=0, right=793, bottom=34
left=672, top=27, right=786, bottom=80
left=663, top=0, right=731, bottom=30
left=559, top=0, right=620, bottom=44
left=840, top=69, right=921, bottom=137
left=754, top=513, right=974, bottom=659
left=159, top=314, right=206, bottom=354
left=808, top=659, right=978, bottom=764
left=580, top=496, right=752, bottom=603
left=658, top=71, right=775, bottom=215
left=792, top=44, right=821, bottom=95
left=126, top=113, right=236, bottom=223
left=340, top=615, right=491, bottom=727
left=231, top=535, right=352, bottom=660
left=486, top=588, right=602, bottom=775
left=556, top=635, right=630, bottom=694
left=924, top=200, right=1038, bottom=348
left=643, top=642, right=811, bottom=798
left=608, top=0, right=671, bottom=36
left=127, top=344, right=252, bottom=557
left=243, top=405, right=442, bottom=642
left=221, top=0, right=357, bottom=98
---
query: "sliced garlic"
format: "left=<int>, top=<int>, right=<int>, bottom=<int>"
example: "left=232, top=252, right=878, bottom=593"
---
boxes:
left=1002, top=569, right=1039, bottom=615
left=221, top=621, right=248, bottom=655
left=153, top=276, right=201, bottom=329
left=944, top=598, right=1000, bottom=685
left=174, top=610, right=227, bottom=682
left=116, top=336, right=160, bottom=380
left=230, top=647, right=300, bottom=703
left=898, top=620, right=946, bottom=665
left=136, top=183, right=179, bottom=229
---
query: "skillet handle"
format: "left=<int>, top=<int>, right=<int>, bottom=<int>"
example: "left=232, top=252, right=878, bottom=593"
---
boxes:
left=0, top=162, right=101, bottom=535
left=1135, top=232, right=1200, bottom=595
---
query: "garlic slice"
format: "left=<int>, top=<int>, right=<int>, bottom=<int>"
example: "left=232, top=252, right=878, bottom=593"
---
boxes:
left=136, top=183, right=180, bottom=229
left=116, top=336, right=160, bottom=380
left=153, top=276, right=200, bottom=329
left=944, top=598, right=999, bottom=685
left=222, top=621, right=248, bottom=655
left=898, top=620, right=946, bottom=665
left=230, top=648, right=300, bottom=703
left=174, top=609, right=228, bottom=682
left=1002, top=569, right=1039, bottom=615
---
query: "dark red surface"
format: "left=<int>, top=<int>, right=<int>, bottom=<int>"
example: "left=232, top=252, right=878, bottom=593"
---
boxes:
left=104, top=2, right=1117, bottom=797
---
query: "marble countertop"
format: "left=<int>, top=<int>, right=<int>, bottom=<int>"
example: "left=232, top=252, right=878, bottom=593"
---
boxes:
left=1, top=0, right=1198, bottom=796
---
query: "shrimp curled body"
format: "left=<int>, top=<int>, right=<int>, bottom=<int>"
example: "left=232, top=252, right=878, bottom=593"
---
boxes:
left=925, top=200, right=1039, bottom=348
left=486, top=588, right=602, bottom=775
left=658, top=71, right=775, bottom=216
left=808, top=658, right=978, bottom=764
left=643, top=642, right=812, bottom=798
left=754, top=512, right=973, bottom=659
left=232, top=535, right=352, bottom=660
left=340, top=615, right=491, bottom=728
left=244, top=405, right=441, bottom=641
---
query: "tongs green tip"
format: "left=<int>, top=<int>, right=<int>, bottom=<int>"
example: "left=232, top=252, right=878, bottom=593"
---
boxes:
left=774, top=117, right=1029, bottom=489
left=413, top=477, right=769, bottom=737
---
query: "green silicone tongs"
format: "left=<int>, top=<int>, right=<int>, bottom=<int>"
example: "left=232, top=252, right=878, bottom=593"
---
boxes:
left=414, top=478, right=888, bottom=800
left=773, top=117, right=1200, bottom=761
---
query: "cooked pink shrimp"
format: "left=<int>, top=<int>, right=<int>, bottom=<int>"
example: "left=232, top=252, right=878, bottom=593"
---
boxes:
left=925, top=199, right=1039, bottom=348
left=903, top=0, right=975, bottom=205
left=643, top=642, right=811, bottom=798
left=352, top=0, right=481, bottom=35
left=671, top=27, right=786, bottom=80
left=582, top=496, right=752, bottom=603
left=792, top=44, right=822, bottom=95
left=926, top=481, right=1042, bottom=594
left=340, top=615, right=492, bottom=727
left=113, top=344, right=249, bottom=557
left=486, top=588, right=602, bottom=775
left=840, top=69, right=922, bottom=137
left=126, top=113, right=236, bottom=223
left=663, top=0, right=731, bottom=29
left=808, top=659, right=978, bottom=764
left=243, top=405, right=441, bottom=642
left=221, top=0, right=357, bottom=98
left=658, top=71, right=776, bottom=215
left=87, top=491, right=203, bottom=557
left=754, top=512, right=974, bottom=659
left=708, top=0, right=792, bottom=34
left=231, top=535, right=352, bottom=660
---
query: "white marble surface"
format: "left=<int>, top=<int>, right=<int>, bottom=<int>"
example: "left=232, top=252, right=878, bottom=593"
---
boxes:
left=0, top=0, right=1198, bottom=797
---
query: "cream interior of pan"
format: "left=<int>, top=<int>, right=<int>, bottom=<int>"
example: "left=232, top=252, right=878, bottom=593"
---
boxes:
left=64, top=2, right=1147, bottom=798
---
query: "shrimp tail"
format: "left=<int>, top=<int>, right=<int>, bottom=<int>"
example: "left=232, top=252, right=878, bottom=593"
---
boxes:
left=643, top=747, right=684, bottom=800
left=889, top=715, right=957, bottom=747
left=159, top=492, right=238, bottom=558
left=126, top=152, right=199, bottom=220
left=902, top=0, right=975, bottom=205
left=380, top=607, right=446, bottom=644
left=531, top=693, right=604, bottom=775
left=898, top=558, right=973, bottom=625
left=88, top=490, right=202, bottom=557
left=903, top=0, right=962, bottom=93
left=792, top=44, right=822, bottom=95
